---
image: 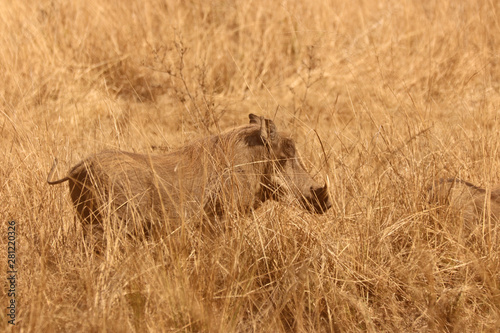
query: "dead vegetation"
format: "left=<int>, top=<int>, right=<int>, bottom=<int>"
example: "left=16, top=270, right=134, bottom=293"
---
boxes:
left=2, top=0, right=500, bottom=332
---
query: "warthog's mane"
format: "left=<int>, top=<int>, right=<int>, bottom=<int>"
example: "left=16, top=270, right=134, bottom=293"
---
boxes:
left=171, top=123, right=294, bottom=168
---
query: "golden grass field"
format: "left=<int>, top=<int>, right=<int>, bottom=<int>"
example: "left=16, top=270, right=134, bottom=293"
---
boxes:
left=2, top=0, right=500, bottom=331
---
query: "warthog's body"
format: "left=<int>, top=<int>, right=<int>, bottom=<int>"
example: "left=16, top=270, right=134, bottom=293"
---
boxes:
left=429, top=178, right=500, bottom=224
left=48, top=114, right=331, bottom=235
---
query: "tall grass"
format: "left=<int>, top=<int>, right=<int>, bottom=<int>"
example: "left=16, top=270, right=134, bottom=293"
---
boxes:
left=2, top=0, right=500, bottom=331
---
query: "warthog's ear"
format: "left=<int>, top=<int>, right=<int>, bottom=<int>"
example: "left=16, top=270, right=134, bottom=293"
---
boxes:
left=249, top=113, right=261, bottom=124
left=249, top=114, right=277, bottom=143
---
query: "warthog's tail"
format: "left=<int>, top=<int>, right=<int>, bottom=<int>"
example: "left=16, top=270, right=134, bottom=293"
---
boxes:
left=47, top=159, right=69, bottom=185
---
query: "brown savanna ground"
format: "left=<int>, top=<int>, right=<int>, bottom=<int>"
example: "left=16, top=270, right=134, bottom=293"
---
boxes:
left=2, top=0, right=500, bottom=332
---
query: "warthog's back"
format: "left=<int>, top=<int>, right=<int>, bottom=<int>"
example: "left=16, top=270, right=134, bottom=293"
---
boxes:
left=429, top=178, right=500, bottom=225
left=57, top=129, right=268, bottom=227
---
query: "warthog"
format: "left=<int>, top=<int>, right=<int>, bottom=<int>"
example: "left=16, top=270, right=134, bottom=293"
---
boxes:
left=48, top=114, right=331, bottom=236
left=429, top=178, right=500, bottom=225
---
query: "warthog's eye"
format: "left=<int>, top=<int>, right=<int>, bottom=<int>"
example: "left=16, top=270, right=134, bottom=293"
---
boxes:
left=276, top=158, right=287, bottom=168
left=282, top=139, right=296, bottom=157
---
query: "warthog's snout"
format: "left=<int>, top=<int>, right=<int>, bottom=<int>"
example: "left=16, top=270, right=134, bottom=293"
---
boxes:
left=297, top=184, right=331, bottom=214
left=308, top=184, right=332, bottom=214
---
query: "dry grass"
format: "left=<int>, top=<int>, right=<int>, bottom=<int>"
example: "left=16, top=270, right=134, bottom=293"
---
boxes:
left=2, top=0, right=500, bottom=331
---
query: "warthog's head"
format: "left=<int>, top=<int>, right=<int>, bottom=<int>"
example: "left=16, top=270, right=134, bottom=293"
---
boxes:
left=247, top=114, right=332, bottom=214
